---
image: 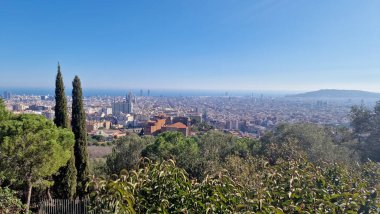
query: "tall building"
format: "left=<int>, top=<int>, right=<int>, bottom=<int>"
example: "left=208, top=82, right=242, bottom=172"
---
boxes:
left=3, top=91, right=11, bottom=100
left=127, top=91, right=134, bottom=111
left=112, top=92, right=134, bottom=115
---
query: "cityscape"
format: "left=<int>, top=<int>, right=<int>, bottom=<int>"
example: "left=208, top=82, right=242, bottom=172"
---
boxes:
left=1, top=85, right=376, bottom=141
left=1, top=1, right=379, bottom=213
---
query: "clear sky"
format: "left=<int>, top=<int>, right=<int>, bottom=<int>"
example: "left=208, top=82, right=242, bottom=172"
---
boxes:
left=0, top=0, right=379, bottom=92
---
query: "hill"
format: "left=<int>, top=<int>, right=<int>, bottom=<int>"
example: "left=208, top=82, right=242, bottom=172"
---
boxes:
left=288, top=89, right=380, bottom=99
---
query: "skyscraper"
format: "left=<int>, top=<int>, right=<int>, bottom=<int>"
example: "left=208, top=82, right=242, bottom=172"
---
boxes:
left=127, top=91, right=134, bottom=112
left=3, top=91, right=11, bottom=100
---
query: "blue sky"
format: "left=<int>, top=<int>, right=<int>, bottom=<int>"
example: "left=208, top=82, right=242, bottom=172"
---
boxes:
left=0, top=0, right=379, bottom=91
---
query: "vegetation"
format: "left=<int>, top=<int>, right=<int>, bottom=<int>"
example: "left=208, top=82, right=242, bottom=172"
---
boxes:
left=350, top=102, right=380, bottom=162
left=72, top=75, right=90, bottom=198
left=0, top=114, right=75, bottom=213
left=88, top=157, right=379, bottom=213
left=261, top=123, right=359, bottom=166
left=52, top=63, right=77, bottom=199
left=0, top=187, right=24, bottom=214
left=53, top=63, right=70, bottom=129
left=142, top=132, right=201, bottom=178
left=105, top=134, right=154, bottom=175
left=0, top=98, right=10, bottom=121
left=87, top=159, right=247, bottom=213
left=92, top=126, right=379, bottom=213
left=191, top=121, right=214, bottom=132
left=90, top=135, right=106, bottom=143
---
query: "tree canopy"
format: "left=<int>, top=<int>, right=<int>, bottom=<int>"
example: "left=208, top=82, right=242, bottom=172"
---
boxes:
left=350, top=102, right=380, bottom=162
left=0, top=114, right=74, bottom=212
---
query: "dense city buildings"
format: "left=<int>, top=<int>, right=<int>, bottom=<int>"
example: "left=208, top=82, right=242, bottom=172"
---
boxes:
left=2, top=90, right=377, bottom=140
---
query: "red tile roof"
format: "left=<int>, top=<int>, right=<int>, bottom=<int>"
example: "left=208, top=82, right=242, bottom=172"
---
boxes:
left=165, top=122, right=187, bottom=129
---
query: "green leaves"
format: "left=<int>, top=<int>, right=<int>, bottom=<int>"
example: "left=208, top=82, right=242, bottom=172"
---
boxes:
left=0, top=114, right=75, bottom=212
left=88, top=159, right=247, bottom=213
left=89, top=129, right=380, bottom=213
left=0, top=187, right=25, bottom=214
left=0, top=114, right=74, bottom=182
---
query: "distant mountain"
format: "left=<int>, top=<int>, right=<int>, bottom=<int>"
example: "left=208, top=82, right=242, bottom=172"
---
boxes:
left=289, top=89, right=380, bottom=99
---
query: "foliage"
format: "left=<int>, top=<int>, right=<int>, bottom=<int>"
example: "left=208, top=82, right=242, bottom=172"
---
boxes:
left=350, top=102, right=380, bottom=161
left=72, top=75, right=90, bottom=198
left=350, top=105, right=373, bottom=134
left=0, top=187, right=24, bottom=214
left=52, top=65, right=77, bottom=199
left=271, top=160, right=379, bottom=213
left=197, top=131, right=261, bottom=177
left=142, top=132, right=201, bottom=178
left=90, top=135, right=106, bottom=142
left=105, top=134, right=154, bottom=174
left=88, top=156, right=380, bottom=213
left=0, top=98, right=10, bottom=122
left=0, top=114, right=74, bottom=212
left=191, top=121, right=214, bottom=132
left=87, top=159, right=247, bottom=213
left=53, top=63, right=70, bottom=129
left=89, top=158, right=107, bottom=178
left=52, top=154, right=77, bottom=199
left=350, top=101, right=380, bottom=162
left=263, top=123, right=358, bottom=166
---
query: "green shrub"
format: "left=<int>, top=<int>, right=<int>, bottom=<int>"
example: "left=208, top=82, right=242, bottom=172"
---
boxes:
left=0, top=187, right=24, bottom=214
left=88, top=157, right=380, bottom=213
left=87, top=159, right=246, bottom=213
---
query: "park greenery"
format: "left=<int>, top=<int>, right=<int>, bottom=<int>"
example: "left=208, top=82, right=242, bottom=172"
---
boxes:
left=0, top=70, right=90, bottom=213
left=1, top=87, right=380, bottom=213
left=89, top=127, right=379, bottom=213
left=0, top=113, right=74, bottom=213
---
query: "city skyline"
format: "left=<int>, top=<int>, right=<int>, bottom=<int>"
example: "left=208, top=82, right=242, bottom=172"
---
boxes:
left=0, top=1, right=379, bottom=91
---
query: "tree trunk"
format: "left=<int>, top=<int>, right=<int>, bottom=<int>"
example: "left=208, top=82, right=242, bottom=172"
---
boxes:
left=26, top=180, right=32, bottom=214
left=47, top=188, right=53, bottom=201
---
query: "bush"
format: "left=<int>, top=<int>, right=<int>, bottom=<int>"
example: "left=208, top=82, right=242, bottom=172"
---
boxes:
left=0, top=187, right=24, bottom=214
left=87, top=159, right=246, bottom=213
left=142, top=132, right=201, bottom=178
left=105, top=134, right=154, bottom=174
left=88, top=157, right=380, bottom=213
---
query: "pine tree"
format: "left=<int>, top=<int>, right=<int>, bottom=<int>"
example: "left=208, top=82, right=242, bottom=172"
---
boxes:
left=52, top=63, right=77, bottom=199
left=72, top=75, right=89, bottom=198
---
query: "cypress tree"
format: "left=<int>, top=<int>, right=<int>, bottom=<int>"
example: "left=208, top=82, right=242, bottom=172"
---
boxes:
left=71, top=75, right=89, bottom=198
left=53, top=63, right=69, bottom=128
left=52, top=63, right=77, bottom=199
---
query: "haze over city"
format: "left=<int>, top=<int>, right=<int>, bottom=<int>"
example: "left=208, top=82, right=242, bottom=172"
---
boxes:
left=1, top=0, right=379, bottom=91
left=1, top=1, right=380, bottom=213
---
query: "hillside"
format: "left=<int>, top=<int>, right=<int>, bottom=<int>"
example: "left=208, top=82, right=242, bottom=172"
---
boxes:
left=289, top=89, right=380, bottom=99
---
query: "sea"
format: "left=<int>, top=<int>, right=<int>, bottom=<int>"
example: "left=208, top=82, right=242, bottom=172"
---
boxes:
left=0, top=87, right=295, bottom=97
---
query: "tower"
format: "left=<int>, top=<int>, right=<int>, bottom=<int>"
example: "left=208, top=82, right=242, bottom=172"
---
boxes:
left=126, top=91, right=134, bottom=114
